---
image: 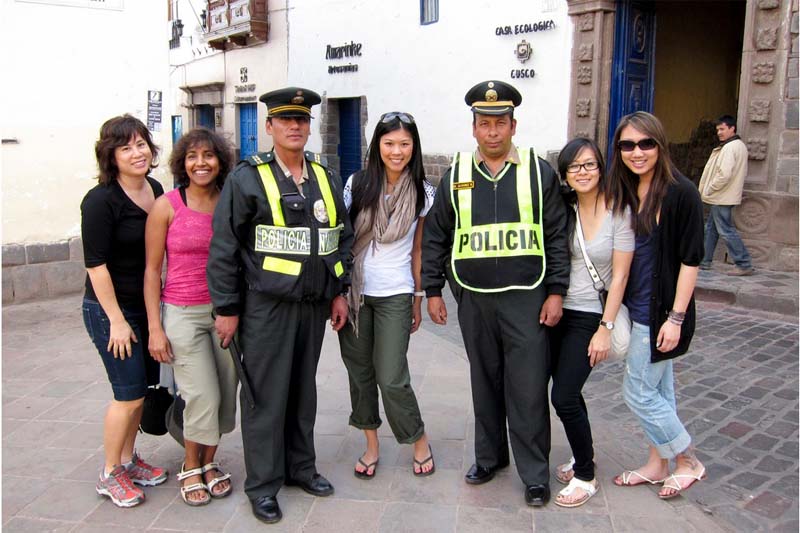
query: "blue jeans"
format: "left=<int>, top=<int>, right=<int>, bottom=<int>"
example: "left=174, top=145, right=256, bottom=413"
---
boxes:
left=622, top=322, right=691, bottom=459
left=702, top=204, right=752, bottom=268
left=82, top=298, right=159, bottom=401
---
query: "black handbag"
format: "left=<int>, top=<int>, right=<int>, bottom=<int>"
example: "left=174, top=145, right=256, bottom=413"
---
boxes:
left=139, top=386, right=173, bottom=436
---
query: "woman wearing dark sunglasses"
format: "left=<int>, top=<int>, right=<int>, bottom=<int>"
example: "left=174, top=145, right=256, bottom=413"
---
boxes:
left=606, top=111, right=706, bottom=499
left=338, top=111, right=436, bottom=479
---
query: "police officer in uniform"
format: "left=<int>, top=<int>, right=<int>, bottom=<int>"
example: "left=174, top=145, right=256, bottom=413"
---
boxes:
left=422, top=81, right=569, bottom=506
left=207, top=87, right=353, bottom=523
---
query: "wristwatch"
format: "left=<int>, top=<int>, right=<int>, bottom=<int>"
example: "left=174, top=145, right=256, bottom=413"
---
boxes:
left=599, top=320, right=615, bottom=331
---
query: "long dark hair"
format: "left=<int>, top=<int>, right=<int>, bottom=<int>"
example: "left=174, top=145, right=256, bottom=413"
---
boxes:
left=169, top=128, right=234, bottom=189
left=349, top=115, right=427, bottom=224
left=95, top=114, right=159, bottom=185
left=607, top=111, right=676, bottom=236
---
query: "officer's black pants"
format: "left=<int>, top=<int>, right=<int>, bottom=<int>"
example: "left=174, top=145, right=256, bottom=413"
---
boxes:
left=456, top=287, right=551, bottom=486
left=239, top=291, right=328, bottom=500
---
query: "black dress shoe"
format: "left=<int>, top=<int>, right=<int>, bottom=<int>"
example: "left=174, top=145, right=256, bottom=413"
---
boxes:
left=465, top=464, right=497, bottom=485
left=524, top=484, right=551, bottom=507
left=285, top=473, right=334, bottom=497
left=251, top=495, right=282, bottom=524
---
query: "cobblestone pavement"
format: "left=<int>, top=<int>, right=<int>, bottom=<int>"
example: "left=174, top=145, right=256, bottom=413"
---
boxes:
left=2, top=292, right=797, bottom=532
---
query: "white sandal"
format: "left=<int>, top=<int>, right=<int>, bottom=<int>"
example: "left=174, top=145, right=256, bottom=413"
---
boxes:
left=201, top=462, right=232, bottom=498
left=177, top=464, right=210, bottom=507
left=555, top=477, right=598, bottom=508
left=658, top=467, right=706, bottom=500
left=615, top=469, right=666, bottom=486
left=554, top=456, right=575, bottom=485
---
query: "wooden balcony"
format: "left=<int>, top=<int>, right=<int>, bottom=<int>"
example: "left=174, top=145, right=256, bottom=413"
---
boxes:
left=205, top=0, right=268, bottom=50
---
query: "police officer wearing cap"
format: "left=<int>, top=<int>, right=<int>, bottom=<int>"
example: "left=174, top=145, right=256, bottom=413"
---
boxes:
left=207, top=87, right=353, bottom=523
left=421, top=80, right=569, bottom=506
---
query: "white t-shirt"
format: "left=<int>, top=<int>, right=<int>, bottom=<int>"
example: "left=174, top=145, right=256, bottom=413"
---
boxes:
left=344, top=175, right=436, bottom=297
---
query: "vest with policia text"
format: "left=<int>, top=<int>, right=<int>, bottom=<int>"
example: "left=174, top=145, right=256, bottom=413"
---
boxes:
left=249, top=151, right=344, bottom=297
left=449, top=148, right=545, bottom=292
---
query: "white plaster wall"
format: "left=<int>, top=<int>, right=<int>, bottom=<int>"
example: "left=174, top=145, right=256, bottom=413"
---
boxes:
left=166, top=0, right=289, bottom=157
left=286, top=0, right=572, bottom=155
left=1, top=0, right=170, bottom=244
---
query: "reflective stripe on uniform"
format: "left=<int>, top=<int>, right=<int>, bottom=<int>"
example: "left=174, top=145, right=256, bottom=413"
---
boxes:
left=334, top=261, right=344, bottom=277
left=254, top=224, right=343, bottom=255
left=262, top=256, right=302, bottom=275
left=309, top=162, right=337, bottom=228
left=257, top=164, right=286, bottom=226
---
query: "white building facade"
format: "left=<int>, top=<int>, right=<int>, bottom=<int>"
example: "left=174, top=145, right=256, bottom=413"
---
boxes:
left=1, top=0, right=170, bottom=301
left=286, top=0, right=572, bottom=179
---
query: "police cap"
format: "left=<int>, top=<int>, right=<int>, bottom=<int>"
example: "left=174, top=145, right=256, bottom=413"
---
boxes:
left=259, top=87, right=322, bottom=118
left=464, top=80, right=522, bottom=116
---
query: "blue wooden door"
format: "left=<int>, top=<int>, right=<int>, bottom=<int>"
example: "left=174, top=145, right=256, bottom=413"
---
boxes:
left=337, top=98, right=362, bottom=182
left=608, top=0, right=656, bottom=152
left=198, top=105, right=215, bottom=130
left=171, top=115, right=183, bottom=146
left=239, top=103, right=258, bottom=160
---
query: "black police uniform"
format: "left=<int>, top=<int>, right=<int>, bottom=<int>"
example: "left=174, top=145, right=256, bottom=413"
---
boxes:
left=208, top=147, right=353, bottom=501
left=421, top=81, right=569, bottom=489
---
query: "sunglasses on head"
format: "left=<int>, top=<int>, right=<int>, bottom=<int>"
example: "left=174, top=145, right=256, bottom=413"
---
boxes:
left=617, top=138, right=658, bottom=152
left=380, top=111, right=415, bottom=124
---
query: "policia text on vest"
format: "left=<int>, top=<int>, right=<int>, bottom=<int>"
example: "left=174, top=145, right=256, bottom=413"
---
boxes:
left=457, top=224, right=541, bottom=256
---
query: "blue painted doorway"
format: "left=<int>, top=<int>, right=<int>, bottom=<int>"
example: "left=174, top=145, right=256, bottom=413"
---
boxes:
left=171, top=115, right=183, bottom=146
left=197, top=105, right=215, bottom=130
left=608, top=0, right=655, bottom=153
left=239, top=103, right=258, bottom=160
left=337, top=98, right=362, bottom=182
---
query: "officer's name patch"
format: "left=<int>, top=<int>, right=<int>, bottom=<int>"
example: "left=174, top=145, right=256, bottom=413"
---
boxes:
left=457, top=227, right=541, bottom=254
left=453, top=181, right=475, bottom=190
left=255, top=225, right=342, bottom=255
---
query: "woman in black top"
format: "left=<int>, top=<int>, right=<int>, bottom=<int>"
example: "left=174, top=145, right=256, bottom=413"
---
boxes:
left=81, top=115, right=168, bottom=508
left=606, top=111, right=706, bottom=499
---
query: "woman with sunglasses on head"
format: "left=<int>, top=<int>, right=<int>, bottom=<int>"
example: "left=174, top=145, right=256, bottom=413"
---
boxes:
left=607, top=111, right=706, bottom=499
left=144, top=128, right=238, bottom=506
left=81, top=114, right=168, bottom=508
left=338, top=111, right=436, bottom=479
left=549, top=138, right=634, bottom=507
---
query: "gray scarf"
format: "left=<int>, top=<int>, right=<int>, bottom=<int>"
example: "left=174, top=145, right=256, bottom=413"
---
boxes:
left=347, top=169, right=417, bottom=335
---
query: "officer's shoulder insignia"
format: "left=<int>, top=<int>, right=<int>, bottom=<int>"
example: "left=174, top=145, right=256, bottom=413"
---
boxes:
left=246, top=152, right=274, bottom=166
left=453, top=180, right=475, bottom=190
left=304, top=151, right=327, bottom=167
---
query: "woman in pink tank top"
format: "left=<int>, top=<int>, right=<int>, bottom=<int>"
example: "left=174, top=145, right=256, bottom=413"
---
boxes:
left=144, top=129, right=239, bottom=507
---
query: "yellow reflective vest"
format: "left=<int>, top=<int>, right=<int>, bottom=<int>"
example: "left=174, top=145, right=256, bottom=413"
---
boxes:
left=449, top=148, right=545, bottom=292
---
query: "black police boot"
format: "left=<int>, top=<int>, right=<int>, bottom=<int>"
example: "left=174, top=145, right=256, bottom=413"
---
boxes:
left=251, top=495, right=282, bottom=523
left=285, top=473, right=334, bottom=497
left=524, top=484, right=551, bottom=507
left=464, top=464, right=497, bottom=485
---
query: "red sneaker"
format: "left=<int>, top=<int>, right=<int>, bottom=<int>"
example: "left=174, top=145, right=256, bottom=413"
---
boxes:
left=126, top=451, right=168, bottom=487
left=96, top=465, right=145, bottom=508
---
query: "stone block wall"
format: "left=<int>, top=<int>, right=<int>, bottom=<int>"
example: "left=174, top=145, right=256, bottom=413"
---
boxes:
left=2, top=239, right=86, bottom=304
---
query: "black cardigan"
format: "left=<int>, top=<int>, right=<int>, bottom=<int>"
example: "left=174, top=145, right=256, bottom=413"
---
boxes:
left=645, top=173, right=704, bottom=362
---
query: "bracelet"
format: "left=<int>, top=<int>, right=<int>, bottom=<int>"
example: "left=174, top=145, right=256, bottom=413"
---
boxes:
left=667, top=310, right=685, bottom=325
left=414, top=291, right=425, bottom=297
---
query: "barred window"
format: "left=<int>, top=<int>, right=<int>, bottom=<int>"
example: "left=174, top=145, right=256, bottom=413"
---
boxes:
left=420, top=0, right=438, bottom=25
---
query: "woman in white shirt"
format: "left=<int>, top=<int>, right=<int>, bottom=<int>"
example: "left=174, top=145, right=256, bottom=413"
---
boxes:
left=339, top=112, right=437, bottom=480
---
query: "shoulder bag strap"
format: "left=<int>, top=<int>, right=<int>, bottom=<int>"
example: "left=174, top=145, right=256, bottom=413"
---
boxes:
left=573, top=205, right=606, bottom=293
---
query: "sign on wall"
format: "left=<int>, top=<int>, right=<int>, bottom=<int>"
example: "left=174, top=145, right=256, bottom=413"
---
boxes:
left=16, top=0, right=124, bottom=10
left=147, top=90, right=162, bottom=132
left=494, top=18, right=556, bottom=80
left=325, top=41, right=363, bottom=74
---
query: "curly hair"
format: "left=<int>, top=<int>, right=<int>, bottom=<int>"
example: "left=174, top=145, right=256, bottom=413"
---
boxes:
left=169, top=128, right=234, bottom=189
left=94, top=114, right=159, bottom=185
